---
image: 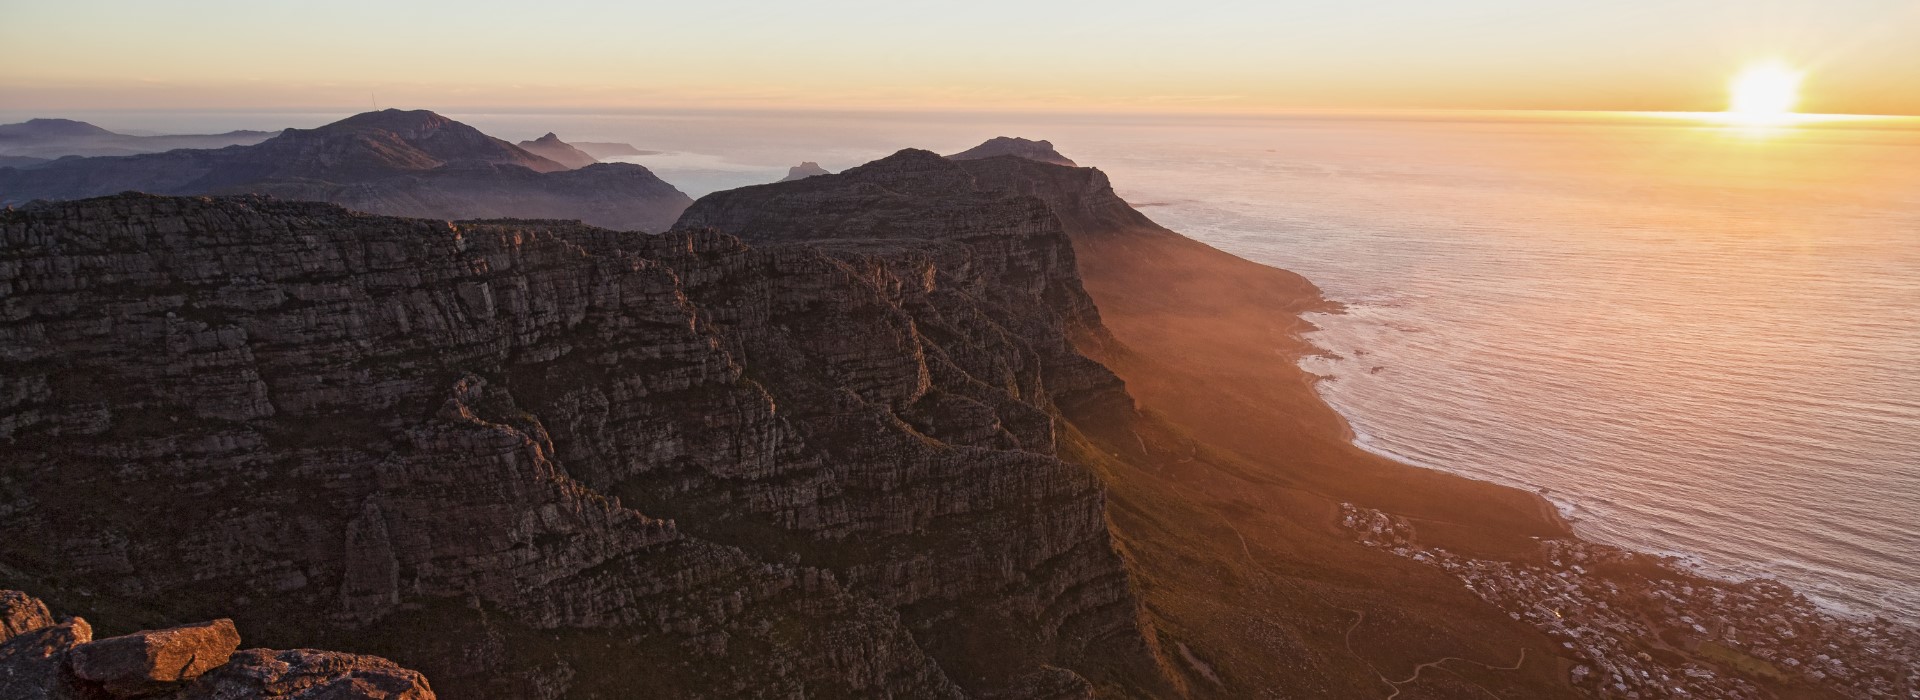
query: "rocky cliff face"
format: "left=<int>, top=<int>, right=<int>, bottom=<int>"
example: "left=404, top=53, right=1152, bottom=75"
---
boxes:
left=1, top=185, right=1158, bottom=697
left=0, top=111, right=690, bottom=232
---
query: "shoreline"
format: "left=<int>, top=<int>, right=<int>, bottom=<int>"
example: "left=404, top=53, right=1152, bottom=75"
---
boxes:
left=1296, top=303, right=1908, bottom=627
left=1287, top=292, right=1919, bottom=696
left=976, top=153, right=1915, bottom=695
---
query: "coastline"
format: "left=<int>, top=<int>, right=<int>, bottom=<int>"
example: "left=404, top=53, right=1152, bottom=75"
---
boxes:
left=1297, top=304, right=1905, bottom=626
left=1051, top=192, right=1918, bottom=695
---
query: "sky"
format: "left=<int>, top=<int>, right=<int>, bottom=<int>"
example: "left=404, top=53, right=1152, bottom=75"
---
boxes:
left=3, top=0, right=1918, bottom=116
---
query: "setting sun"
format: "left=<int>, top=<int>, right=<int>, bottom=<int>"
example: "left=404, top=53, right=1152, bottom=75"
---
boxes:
left=1727, top=62, right=1804, bottom=124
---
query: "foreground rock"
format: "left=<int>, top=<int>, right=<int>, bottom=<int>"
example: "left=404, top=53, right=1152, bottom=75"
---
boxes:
left=172, top=649, right=434, bottom=700
left=2, top=591, right=55, bottom=642
left=0, top=591, right=430, bottom=699
left=0, top=605, right=92, bottom=699
left=0, top=110, right=690, bottom=232
left=68, top=619, right=242, bottom=696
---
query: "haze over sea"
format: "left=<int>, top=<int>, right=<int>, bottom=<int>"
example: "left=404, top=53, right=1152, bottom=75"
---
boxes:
left=24, top=107, right=1917, bottom=624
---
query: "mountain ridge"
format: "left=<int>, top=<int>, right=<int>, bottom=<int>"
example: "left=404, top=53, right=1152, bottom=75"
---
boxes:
left=0, top=110, right=690, bottom=231
left=0, top=117, right=277, bottom=159
left=517, top=132, right=600, bottom=169
left=948, top=136, right=1078, bottom=167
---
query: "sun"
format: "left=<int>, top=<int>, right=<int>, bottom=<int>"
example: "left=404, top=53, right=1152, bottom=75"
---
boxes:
left=1726, top=62, right=1803, bottom=125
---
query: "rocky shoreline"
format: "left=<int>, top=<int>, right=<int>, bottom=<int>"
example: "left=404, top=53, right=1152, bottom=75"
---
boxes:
left=1340, top=503, right=1920, bottom=698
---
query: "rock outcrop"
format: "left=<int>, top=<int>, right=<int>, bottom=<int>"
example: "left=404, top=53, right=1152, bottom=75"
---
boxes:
left=0, top=593, right=92, bottom=700
left=0, top=591, right=430, bottom=699
left=947, top=137, right=1078, bottom=167
left=0, top=181, right=1160, bottom=696
left=2, top=591, right=54, bottom=641
left=0, top=110, right=691, bottom=232
left=177, top=649, right=435, bottom=700
left=777, top=161, right=830, bottom=182
left=516, top=133, right=600, bottom=170
left=67, top=619, right=242, bottom=696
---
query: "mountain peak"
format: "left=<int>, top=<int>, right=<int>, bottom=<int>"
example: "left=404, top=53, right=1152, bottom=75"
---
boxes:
left=0, top=118, right=119, bottom=140
left=517, top=132, right=597, bottom=169
left=779, top=161, right=831, bottom=182
left=947, top=137, right=1077, bottom=167
left=325, top=109, right=457, bottom=134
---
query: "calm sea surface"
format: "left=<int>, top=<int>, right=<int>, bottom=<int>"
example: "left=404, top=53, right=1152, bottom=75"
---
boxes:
left=28, top=108, right=1919, bottom=623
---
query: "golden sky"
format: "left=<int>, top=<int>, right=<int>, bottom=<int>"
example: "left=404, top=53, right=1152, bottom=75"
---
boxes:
left=4, top=0, right=1917, bottom=115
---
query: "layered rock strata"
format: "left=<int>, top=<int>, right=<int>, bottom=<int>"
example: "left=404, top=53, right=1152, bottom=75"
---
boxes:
left=1, top=182, right=1157, bottom=697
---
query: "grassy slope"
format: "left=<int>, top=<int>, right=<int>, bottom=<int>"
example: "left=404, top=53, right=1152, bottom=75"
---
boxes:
left=1059, top=219, right=1584, bottom=698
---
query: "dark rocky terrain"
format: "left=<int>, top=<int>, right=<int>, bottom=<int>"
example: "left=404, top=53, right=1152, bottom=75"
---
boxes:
left=517, top=133, right=600, bottom=169
left=0, top=118, right=276, bottom=159
left=948, top=137, right=1078, bottom=167
left=0, top=110, right=691, bottom=232
left=0, top=156, right=1169, bottom=697
left=0, top=590, right=434, bottom=699
left=778, top=161, right=832, bottom=182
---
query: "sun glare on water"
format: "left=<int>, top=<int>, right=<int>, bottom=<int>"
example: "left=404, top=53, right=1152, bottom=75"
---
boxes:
left=1725, top=62, right=1804, bottom=126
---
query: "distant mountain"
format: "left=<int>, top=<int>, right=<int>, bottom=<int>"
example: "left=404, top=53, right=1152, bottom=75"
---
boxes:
left=0, top=118, right=116, bottom=140
left=778, top=161, right=831, bottom=182
left=517, top=132, right=599, bottom=169
left=0, top=155, right=48, bottom=169
left=0, top=109, right=692, bottom=232
left=946, top=136, right=1078, bottom=167
left=0, top=118, right=276, bottom=158
left=573, top=141, right=658, bottom=158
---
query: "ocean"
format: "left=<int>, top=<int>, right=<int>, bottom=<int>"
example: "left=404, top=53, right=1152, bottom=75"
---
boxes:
left=23, top=107, right=1920, bottom=624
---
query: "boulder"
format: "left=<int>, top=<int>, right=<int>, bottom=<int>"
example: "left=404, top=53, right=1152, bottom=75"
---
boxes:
left=67, top=619, right=240, bottom=697
left=1, top=591, right=55, bottom=643
left=0, top=613, right=92, bottom=700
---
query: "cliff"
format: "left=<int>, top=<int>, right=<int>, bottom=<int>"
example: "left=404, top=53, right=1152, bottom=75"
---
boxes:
left=0, top=110, right=691, bottom=232
left=0, top=188, right=1158, bottom=698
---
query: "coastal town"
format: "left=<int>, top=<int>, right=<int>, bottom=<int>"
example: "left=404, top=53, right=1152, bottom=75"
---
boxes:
left=1339, top=504, right=1920, bottom=699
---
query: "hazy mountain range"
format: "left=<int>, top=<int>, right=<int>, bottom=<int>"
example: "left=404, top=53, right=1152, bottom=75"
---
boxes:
left=0, top=110, right=691, bottom=232
left=0, top=118, right=276, bottom=160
